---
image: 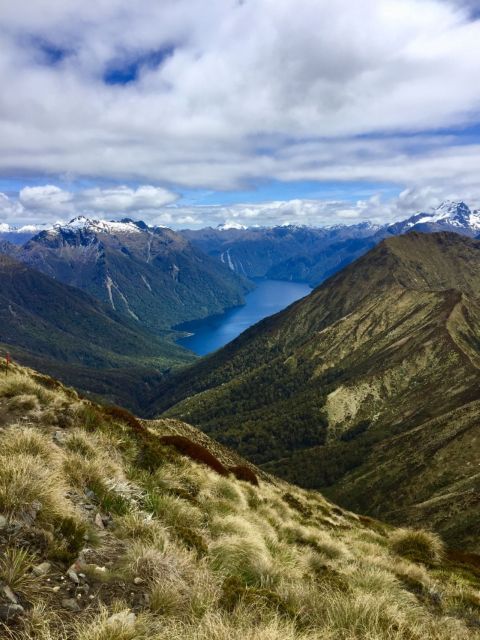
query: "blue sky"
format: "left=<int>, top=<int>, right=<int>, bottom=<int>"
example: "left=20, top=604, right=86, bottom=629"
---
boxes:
left=1, top=0, right=480, bottom=228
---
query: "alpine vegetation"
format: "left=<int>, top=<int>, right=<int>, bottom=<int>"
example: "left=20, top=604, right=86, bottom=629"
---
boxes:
left=0, top=363, right=479, bottom=639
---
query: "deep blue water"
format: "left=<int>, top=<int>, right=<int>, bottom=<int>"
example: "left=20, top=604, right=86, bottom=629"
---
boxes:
left=177, top=279, right=311, bottom=356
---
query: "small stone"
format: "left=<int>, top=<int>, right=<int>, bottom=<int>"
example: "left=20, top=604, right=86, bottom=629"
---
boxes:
left=61, top=598, right=81, bottom=612
left=84, top=489, right=96, bottom=500
left=79, top=573, right=86, bottom=579
left=94, top=566, right=106, bottom=574
left=84, top=504, right=95, bottom=511
left=133, top=577, right=143, bottom=585
left=67, top=569, right=79, bottom=584
left=52, top=586, right=61, bottom=593
left=107, top=610, right=136, bottom=629
left=53, top=431, right=66, bottom=444
left=0, top=604, right=24, bottom=622
left=89, top=595, right=95, bottom=600
left=2, top=585, right=18, bottom=604
left=32, top=561, right=51, bottom=576
left=94, top=512, right=105, bottom=529
left=0, top=515, right=7, bottom=530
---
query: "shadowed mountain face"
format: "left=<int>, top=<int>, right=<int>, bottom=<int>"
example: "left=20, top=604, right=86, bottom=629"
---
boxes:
left=13, top=218, right=251, bottom=334
left=181, top=223, right=381, bottom=284
left=154, top=232, right=480, bottom=550
left=0, top=254, right=194, bottom=411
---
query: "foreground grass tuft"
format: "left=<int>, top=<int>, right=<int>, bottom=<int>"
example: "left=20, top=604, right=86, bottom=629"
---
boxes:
left=390, top=528, right=445, bottom=565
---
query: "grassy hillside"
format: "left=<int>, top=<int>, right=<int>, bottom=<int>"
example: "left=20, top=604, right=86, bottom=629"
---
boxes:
left=0, top=254, right=194, bottom=411
left=154, top=233, right=480, bottom=550
left=0, top=363, right=479, bottom=639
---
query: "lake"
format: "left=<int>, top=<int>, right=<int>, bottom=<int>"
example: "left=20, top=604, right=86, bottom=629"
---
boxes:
left=177, top=279, right=312, bottom=356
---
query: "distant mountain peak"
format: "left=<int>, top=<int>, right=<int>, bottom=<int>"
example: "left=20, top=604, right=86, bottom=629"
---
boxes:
left=55, top=216, right=143, bottom=234
left=387, top=200, right=480, bottom=236
left=217, top=221, right=247, bottom=231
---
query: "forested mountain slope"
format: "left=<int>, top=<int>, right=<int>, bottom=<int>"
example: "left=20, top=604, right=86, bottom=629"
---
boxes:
left=0, top=254, right=193, bottom=411
left=155, top=232, right=480, bottom=550
left=13, top=217, right=251, bottom=334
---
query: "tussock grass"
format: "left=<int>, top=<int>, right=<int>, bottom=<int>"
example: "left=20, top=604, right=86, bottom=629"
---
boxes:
left=209, top=534, right=274, bottom=586
left=150, top=562, right=219, bottom=620
left=6, top=394, right=40, bottom=412
left=114, top=511, right=169, bottom=547
left=390, top=528, right=445, bottom=565
left=0, top=547, right=40, bottom=598
left=0, top=453, right=70, bottom=521
left=144, top=491, right=203, bottom=532
left=1, top=364, right=480, bottom=640
left=1, top=426, right=54, bottom=461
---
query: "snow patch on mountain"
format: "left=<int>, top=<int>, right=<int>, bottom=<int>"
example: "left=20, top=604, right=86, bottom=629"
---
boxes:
left=57, top=216, right=142, bottom=234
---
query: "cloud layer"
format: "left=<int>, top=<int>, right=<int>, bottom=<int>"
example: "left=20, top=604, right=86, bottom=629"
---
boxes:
left=0, top=183, right=474, bottom=229
left=0, top=0, right=479, bottom=225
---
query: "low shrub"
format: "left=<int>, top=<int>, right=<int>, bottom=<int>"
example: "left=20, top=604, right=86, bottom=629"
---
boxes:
left=159, top=436, right=229, bottom=477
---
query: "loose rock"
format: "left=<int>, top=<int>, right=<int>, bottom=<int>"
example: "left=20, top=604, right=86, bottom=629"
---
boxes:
left=107, top=610, right=136, bottom=629
left=67, top=569, right=80, bottom=584
left=2, top=585, right=17, bottom=604
left=61, top=598, right=81, bottom=612
left=0, top=604, right=24, bottom=622
left=33, top=561, right=51, bottom=577
left=94, top=512, right=105, bottom=529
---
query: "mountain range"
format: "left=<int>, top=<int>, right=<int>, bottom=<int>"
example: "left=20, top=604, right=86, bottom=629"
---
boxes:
left=182, top=201, right=480, bottom=286
left=154, top=231, right=480, bottom=552
left=3, top=216, right=251, bottom=334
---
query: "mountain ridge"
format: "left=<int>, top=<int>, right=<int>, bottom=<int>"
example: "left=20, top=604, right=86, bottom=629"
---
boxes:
left=154, top=232, right=480, bottom=551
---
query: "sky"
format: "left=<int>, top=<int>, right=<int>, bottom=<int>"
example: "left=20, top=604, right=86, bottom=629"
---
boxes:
left=1, top=0, right=480, bottom=229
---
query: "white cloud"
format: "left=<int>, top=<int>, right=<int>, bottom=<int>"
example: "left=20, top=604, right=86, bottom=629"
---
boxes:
left=1, top=182, right=478, bottom=229
left=1, top=184, right=178, bottom=226
left=19, top=185, right=74, bottom=214
left=77, top=185, right=177, bottom=213
left=0, top=0, right=478, bottom=194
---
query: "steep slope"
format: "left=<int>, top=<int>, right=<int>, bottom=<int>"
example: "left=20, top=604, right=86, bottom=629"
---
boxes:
left=0, top=254, right=193, bottom=411
left=0, top=363, right=479, bottom=639
left=155, top=232, right=480, bottom=550
left=15, top=217, right=251, bottom=334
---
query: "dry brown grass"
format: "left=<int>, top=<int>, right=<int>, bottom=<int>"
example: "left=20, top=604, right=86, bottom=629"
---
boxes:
left=1, top=365, right=479, bottom=640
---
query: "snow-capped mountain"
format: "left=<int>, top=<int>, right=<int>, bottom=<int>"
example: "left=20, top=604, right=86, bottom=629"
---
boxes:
left=386, top=201, right=480, bottom=237
left=11, top=216, right=250, bottom=333
left=52, top=216, right=143, bottom=235
left=0, top=222, right=54, bottom=245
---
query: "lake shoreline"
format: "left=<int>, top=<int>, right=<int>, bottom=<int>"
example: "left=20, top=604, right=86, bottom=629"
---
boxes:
left=176, top=279, right=311, bottom=356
